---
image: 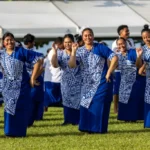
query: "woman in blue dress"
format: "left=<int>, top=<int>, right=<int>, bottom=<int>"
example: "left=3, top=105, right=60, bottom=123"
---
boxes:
left=116, top=37, right=144, bottom=121
left=136, top=25, right=150, bottom=127
left=112, top=25, right=135, bottom=114
left=23, top=34, right=44, bottom=126
left=69, top=28, right=118, bottom=133
left=51, top=34, right=81, bottom=125
left=1, top=32, right=43, bottom=137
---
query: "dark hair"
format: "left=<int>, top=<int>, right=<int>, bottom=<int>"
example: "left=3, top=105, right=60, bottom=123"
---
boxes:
left=2, top=32, right=15, bottom=41
left=116, top=37, right=126, bottom=44
left=16, top=41, right=22, bottom=47
left=74, top=34, right=82, bottom=43
left=47, top=48, right=51, bottom=54
left=23, top=33, right=35, bottom=45
left=141, top=24, right=150, bottom=34
left=117, top=25, right=128, bottom=35
left=82, top=28, right=94, bottom=36
left=63, top=34, right=74, bottom=42
left=55, top=37, right=63, bottom=44
left=99, top=41, right=108, bottom=46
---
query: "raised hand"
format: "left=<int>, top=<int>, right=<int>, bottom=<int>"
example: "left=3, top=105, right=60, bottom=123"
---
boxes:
left=136, top=48, right=143, bottom=57
left=72, top=43, right=79, bottom=53
left=52, top=42, right=58, bottom=51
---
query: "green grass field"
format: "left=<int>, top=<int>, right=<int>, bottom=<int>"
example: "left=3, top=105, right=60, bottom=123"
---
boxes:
left=0, top=105, right=150, bottom=150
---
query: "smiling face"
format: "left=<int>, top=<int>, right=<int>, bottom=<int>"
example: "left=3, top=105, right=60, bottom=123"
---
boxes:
left=82, top=29, right=94, bottom=45
left=120, top=27, right=130, bottom=39
left=142, top=31, right=150, bottom=46
left=63, top=37, right=73, bottom=50
left=3, top=36, right=15, bottom=50
left=117, top=38, right=127, bottom=53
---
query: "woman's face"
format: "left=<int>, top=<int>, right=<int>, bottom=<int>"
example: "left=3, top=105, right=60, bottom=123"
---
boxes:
left=117, top=39, right=126, bottom=53
left=3, top=36, right=15, bottom=50
left=63, top=37, right=73, bottom=50
left=142, top=31, right=150, bottom=46
left=120, top=27, right=129, bottom=39
left=82, top=30, right=94, bottom=45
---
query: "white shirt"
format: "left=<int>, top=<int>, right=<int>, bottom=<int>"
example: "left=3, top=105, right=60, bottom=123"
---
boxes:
left=44, top=50, right=61, bottom=83
left=112, top=38, right=135, bottom=53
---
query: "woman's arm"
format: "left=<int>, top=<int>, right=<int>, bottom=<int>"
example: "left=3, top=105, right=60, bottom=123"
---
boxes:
left=138, top=63, right=146, bottom=76
left=136, top=48, right=143, bottom=68
left=34, top=59, right=45, bottom=79
left=106, top=55, right=118, bottom=82
left=30, top=59, right=43, bottom=87
left=51, top=44, right=59, bottom=68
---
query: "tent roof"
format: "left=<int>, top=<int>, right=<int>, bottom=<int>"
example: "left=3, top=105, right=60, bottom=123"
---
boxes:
left=0, top=1, right=150, bottom=38
left=0, top=1, right=77, bottom=38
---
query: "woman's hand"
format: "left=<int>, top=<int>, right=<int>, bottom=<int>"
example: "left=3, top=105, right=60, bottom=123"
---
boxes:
left=72, top=43, right=79, bottom=53
left=30, top=78, right=40, bottom=88
left=105, top=72, right=111, bottom=83
left=136, top=48, right=143, bottom=58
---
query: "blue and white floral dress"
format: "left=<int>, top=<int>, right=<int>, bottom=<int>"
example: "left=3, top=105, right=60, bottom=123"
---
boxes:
left=141, top=45, right=150, bottom=127
left=0, top=47, right=43, bottom=137
left=76, top=43, right=116, bottom=133
left=118, top=49, right=145, bottom=121
left=25, top=48, right=44, bottom=126
left=57, top=50, right=82, bottom=124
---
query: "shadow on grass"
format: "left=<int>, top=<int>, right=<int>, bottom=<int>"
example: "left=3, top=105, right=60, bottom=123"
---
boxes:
left=0, top=135, right=6, bottom=138
left=43, top=113, right=62, bottom=116
left=42, top=118, right=63, bottom=121
left=27, top=129, right=150, bottom=137
left=109, top=129, right=150, bottom=134
left=47, top=110, right=62, bottom=113
left=27, top=132, right=85, bottom=137
left=109, top=121, right=143, bottom=125
left=33, top=124, right=61, bottom=128
left=109, top=116, right=117, bottom=119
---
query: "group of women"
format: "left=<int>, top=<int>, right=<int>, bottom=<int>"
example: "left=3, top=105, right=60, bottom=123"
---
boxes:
left=0, top=24, right=150, bottom=137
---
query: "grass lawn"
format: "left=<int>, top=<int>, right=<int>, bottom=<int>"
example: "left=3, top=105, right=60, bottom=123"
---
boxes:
left=0, top=104, right=150, bottom=150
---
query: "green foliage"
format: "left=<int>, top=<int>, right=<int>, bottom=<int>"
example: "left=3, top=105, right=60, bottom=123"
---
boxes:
left=0, top=105, right=150, bottom=150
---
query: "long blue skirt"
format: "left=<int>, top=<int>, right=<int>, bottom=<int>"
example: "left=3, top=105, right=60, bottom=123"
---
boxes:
left=144, top=103, right=150, bottom=128
left=118, top=79, right=145, bottom=121
left=113, top=72, right=121, bottom=95
left=79, top=81, right=113, bottom=133
left=4, top=110, right=29, bottom=137
left=28, top=77, right=44, bottom=126
left=63, top=106, right=80, bottom=124
left=4, top=87, right=31, bottom=137
left=44, top=81, right=62, bottom=107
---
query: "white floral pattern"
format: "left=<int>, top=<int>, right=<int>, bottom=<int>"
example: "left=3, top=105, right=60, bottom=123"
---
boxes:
left=77, top=44, right=115, bottom=108
left=142, top=45, right=150, bottom=104
left=118, top=53, right=137, bottom=104
left=0, top=52, right=23, bottom=115
left=58, top=51, right=82, bottom=109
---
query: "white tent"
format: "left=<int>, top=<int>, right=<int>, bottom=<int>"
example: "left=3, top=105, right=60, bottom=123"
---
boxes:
left=0, top=1, right=150, bottom=38
left=0, top=1, right=78, bottom=38
left=53, top=0, right=150, bottom=37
